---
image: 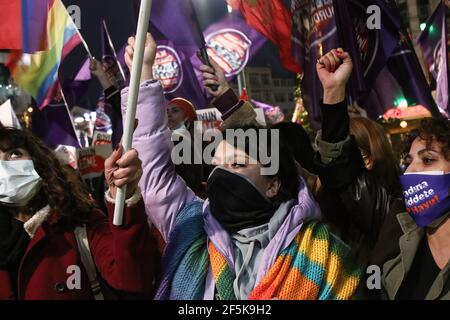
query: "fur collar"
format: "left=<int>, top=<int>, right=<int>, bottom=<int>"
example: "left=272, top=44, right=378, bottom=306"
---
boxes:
left=23, top=205, right=51, bottom=238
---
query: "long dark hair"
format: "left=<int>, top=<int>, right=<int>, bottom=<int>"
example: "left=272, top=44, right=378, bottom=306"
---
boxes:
left=349, top=117, right=402, bottom=194
left=0, top=127, right=93, bottom=229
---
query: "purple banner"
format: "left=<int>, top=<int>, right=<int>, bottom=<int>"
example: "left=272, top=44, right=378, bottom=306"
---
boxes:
left=417, top=3, right=448, bottom=117
left=388, top=34, right=440, bottom=118
left=148, top=0, right=204, bottom=58
left=195, top=13, right=267, bottom=79
left=291, top=0, right=339, bottom=129
left=31, top=101, right=81, bottom=150
left=152, top=40, right=209, bottom=110
left=62, top=58, right=92, bottom=110
left=293, top=0, right=440, bottom=128
left=336, top=0, right=439, bottom=118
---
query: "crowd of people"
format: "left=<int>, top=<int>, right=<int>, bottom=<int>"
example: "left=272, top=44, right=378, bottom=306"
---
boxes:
left=0, top=32, right=449, bottom=300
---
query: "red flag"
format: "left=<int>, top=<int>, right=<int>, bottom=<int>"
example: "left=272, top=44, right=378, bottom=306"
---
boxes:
left=0, top=0, right=22, bottom=50
left=228, top=0, right=301, bottom=74
left=240, top=88, right=249, bottom=101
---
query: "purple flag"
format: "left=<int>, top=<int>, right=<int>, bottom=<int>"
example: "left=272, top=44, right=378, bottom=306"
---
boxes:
left=331, top=0, right=405, bottom=119
left=333, top=0, right=367, bottom=100
left=291, top=0, right=339, bottom=129
left=62, top=58, right=92, bottom=109
left=134, top=0, right=204, bottom=58
left=251, top=99, right=285, bottom=124
left=74, top=58, right=91, bottom=82
left=151, top=13, right=266, bottom=110
left=31, top=100, right=81, bottom=149
left=152, top=39, right=209, bottom=109
left=388, top=31, right=440, bottom=117
left=418, top=3, right=448, bottom=117
left=293, top=0, right=441, bottom=128
left=192, top=13, right=267, bottom=80
left=334, top=0, right=439, bottom=118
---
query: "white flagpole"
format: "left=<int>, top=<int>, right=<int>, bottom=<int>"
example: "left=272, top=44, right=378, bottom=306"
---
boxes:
left=76, top=28, right=93, bottom=59
left=113, top=0, right=153, bottom=226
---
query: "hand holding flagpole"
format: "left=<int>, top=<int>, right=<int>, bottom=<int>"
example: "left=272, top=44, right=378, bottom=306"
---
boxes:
left=113, top=0, right=153, bottom=226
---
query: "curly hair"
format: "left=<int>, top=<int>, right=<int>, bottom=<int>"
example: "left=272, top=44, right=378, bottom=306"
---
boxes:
left=0, top=127, right=93, bottom=229
left=406, top=118, right=450, bottom=160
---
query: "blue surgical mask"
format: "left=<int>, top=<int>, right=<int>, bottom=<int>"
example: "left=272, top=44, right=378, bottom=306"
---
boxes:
left=400, top=171, right=450, bottom=228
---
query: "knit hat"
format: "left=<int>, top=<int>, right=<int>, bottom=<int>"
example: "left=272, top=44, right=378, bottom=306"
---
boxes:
left=168, top=98, right=197, bottom=123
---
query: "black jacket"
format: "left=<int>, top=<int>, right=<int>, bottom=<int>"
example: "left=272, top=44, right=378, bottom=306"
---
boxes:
left=315, top=100, right=404, bottom=268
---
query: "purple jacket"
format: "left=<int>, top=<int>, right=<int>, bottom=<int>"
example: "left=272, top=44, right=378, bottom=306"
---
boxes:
left=121, top=81, right=322, bottom=299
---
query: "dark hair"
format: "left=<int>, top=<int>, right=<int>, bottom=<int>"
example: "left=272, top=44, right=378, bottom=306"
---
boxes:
left=406, top=118, right=450, bottom=160
left=349, top=117, right=401, bottom=193
left=271, top=122, right=317, bottom=174
left=221, top=125, right=300, bottom=205
left=0, top=127, right=93, bottom=229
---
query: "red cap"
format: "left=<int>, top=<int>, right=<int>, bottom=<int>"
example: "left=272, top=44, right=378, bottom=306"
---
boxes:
left=168, top=98, right=197, bottom=123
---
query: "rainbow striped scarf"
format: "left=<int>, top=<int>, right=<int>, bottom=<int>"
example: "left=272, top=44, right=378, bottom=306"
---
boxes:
left=155, top=201, right=362, bottom=300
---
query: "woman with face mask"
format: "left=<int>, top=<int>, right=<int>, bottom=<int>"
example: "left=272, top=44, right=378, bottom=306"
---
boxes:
left=315, top=49, right=450, bottom=299
left=122, top=33, right=362, bottom=300
left=384, top=119, right=450, bottom=300
left=0, top=127, right=159, bottom=300
left=166, top=98, right=203, bottom=196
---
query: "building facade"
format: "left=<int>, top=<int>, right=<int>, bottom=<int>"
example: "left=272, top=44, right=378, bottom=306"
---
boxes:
left=230, top=66, right=296, bottom=114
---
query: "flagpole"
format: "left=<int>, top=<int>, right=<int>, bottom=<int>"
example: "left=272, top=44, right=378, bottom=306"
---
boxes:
left=75, top=28, right=93, bottom=59
left=59, top=87, right=82, bottom=148
left=102, top=20, right=127, bottom=82
left=444, top=2, right=449, bottom=116
left=113, top=0, right=153, bottom=226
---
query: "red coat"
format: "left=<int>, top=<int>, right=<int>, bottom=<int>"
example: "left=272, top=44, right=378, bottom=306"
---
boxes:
left=0, top=200, right=159, bottom=300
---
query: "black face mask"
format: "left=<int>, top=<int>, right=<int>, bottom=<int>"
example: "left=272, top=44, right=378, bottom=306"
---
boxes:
left=206, top=167, right=277, bottom=233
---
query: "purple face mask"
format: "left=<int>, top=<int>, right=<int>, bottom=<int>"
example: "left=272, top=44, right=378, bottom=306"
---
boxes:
left=400, top=172, right=450, bottom=228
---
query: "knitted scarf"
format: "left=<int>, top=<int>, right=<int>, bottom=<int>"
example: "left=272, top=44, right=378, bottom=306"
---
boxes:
left=155, top=200, right=362, bottom=300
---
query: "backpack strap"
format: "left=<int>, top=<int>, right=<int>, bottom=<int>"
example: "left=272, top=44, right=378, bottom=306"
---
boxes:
left=74, top=225, right=105, bottom=300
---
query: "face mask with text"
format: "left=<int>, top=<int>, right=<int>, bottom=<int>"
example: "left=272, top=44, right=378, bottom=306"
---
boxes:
left=400, top=171, right=450, bottom=228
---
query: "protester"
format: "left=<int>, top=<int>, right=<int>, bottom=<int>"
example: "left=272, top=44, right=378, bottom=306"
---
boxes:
left=122, top=33, right=362, bottom=300
left=315, top=49, right=450, bottom=299
left=90, top=58, right=123, bottom=147
left=87, top=58, right=125, bottom=209
left=313, top=49, right=405, bottom=272
left=167, top=97, right=197, bottom=132
left=349, top=117, right=401, bottom=192
left=0, top=127, right=159, bottom=299
left=165, top=97, right=204, bottom=196
left=385, top=118, right=450, bottom=300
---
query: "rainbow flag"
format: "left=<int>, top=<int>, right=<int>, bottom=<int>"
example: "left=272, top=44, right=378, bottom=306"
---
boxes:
left=9, top=0, right=81, bottom=109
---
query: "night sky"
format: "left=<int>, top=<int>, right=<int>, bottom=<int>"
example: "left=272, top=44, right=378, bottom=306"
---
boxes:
left=61, top=0, right=294, bottom=107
